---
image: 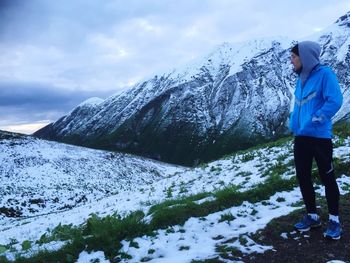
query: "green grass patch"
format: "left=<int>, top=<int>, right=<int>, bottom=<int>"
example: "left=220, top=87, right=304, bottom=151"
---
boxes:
left=334, top=121, right=350, bottom=138
left=218, top=212, right=236, bottom=223
left=147, top=192, right=211, bottom=215
left=334, top=157, right=350, bottom=177
left=191, top=257, right=224, bottom=263
left=1, top=211, right=149, bottom=263
left=149, top=174, right=297, bottom=229
left=241, top=152, right=255, bottom=162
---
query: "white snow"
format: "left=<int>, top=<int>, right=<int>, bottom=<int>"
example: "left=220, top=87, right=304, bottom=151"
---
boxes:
left=78, top=97, right=104, bottom=107
left=119, top=189, right=301, bottom=263
left=76, top=251, right=110, bottom=263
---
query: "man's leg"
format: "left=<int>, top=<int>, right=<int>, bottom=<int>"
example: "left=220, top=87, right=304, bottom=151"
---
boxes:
left=314, top=138, right=340, bottom=216
left=294, top=136, right=316, bottom=213
left=314, top=138, right=342, bottom=239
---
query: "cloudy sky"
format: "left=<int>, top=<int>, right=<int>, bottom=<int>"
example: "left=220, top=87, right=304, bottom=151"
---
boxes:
left=1, top=0, right=350, bottom=134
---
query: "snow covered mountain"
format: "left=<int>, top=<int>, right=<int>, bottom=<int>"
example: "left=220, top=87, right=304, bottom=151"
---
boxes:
left=34, top=12, right=350, bottom=166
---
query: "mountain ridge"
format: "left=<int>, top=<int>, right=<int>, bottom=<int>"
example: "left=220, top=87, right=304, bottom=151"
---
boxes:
left=34, top=12, right=350, bottom=166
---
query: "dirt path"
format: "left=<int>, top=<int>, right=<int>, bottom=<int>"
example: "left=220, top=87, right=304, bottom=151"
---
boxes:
left=238, top=194, right=350, bottom=263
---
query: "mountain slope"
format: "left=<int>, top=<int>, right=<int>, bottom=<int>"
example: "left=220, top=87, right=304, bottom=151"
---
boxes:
left=34, top=12, right=350, bottom=166
left=0, top=130, right=183, bottom=219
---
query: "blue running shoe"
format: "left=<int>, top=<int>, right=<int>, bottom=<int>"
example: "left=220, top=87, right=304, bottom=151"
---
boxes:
left=323, top=220, right=342, bottom=240
left=294, top=215, right=321, bottom=232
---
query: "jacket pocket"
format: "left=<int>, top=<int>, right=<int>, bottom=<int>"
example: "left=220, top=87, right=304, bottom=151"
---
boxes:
left=313, top=119, right=330, bottom=134
left=300, top=114, right=315, bottom=135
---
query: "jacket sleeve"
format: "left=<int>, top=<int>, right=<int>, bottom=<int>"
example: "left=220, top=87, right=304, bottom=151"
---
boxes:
left=314, top=69, right=343, bottom=122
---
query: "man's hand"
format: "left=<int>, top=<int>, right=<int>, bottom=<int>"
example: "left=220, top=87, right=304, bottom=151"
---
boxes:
left=312, top=116, right=323, bottom=123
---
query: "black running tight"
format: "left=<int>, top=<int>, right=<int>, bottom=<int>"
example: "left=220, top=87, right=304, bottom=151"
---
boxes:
left=294, top=136, right=340, bottom=216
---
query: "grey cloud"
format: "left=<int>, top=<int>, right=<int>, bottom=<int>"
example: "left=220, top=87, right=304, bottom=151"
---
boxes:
left=0, top=0, right=186, bottom=45
left=0, top=0, right=215, bottom=45
left=0, top=81, right=113, bottom=125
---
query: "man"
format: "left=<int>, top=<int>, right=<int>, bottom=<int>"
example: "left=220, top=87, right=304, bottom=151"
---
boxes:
left=289, top=41, right=343, bottom=239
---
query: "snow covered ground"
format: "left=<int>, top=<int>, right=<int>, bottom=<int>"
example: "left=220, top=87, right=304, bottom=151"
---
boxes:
left=0, top=133, right=349, bottom=262
left=0, top=134, right=182, bottom=219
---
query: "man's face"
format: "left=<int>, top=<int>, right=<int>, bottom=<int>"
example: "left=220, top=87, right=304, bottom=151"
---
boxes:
left=291, top=52, right=302, bottom=72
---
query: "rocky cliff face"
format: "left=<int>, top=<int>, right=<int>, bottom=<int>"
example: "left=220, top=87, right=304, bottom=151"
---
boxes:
left=35, top=12, right=350, bottom=166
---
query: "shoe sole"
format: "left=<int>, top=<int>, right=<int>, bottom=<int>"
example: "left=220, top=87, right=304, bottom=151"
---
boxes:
left=324, top=233, right=342, bottom=240
left=295, top=227, right=310, bottom=232
left=295, top=224, right=322, bottom=232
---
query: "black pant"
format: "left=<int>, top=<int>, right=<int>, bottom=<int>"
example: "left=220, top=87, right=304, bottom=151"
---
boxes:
left=294, top=136, right=340, bottom=216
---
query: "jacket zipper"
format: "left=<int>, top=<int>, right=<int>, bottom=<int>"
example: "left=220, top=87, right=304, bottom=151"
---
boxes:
left=297, top=85, right=303, bottom=132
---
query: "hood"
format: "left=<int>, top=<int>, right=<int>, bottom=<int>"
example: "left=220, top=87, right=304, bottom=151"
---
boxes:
left=298, top=41, right=321, bottom=85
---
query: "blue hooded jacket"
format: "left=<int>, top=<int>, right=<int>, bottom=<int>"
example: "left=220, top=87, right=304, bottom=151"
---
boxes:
left=289, top=41, right=343, bottom=138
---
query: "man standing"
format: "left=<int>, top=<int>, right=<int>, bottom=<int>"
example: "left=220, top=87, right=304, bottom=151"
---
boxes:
left=289, top=41, right=343, bottom=239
